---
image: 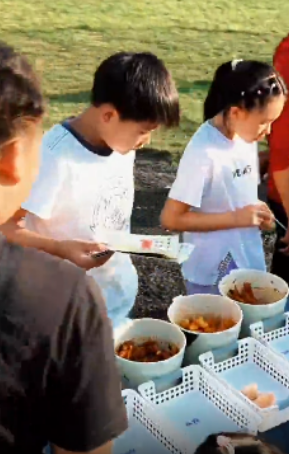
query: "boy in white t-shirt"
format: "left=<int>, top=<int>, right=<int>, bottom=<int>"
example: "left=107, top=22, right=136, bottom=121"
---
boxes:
left=1, top=52, right=180, bottom=329
left=161, top=60, right=286, bottom=294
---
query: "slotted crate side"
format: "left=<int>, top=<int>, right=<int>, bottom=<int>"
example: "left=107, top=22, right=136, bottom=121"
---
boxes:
left=251, top=315, right=289, bottom=367
left=139, top=366, right=259, bottom=434
left=139, top=366, right=201, bottom=405
left=252, top=340, right=289, bottom=387
left=251, top=313, right=289, bottom=344
left=199, top=368, right=259, bottom=433
left=200, top=339, right=252, bottom=374
left=200, top=339, right=284, bottom=412
left=200, top=340, right=275, bottom=418
left=200, top=338, right=289, bottom=431
left=123, top=389, right=190, bottom=454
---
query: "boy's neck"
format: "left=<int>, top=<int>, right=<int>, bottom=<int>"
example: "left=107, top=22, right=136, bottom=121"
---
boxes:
left=68, top=107, right=108, bottom=148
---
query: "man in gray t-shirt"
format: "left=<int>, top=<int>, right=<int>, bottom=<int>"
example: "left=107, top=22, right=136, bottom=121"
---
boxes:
left=0, top=42, right=127, bottom=454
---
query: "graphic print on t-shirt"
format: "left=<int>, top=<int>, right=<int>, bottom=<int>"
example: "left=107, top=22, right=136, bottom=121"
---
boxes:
left=90, top=174, right=133, bottom=234
left=215, top=252, right=238, bottom=285
left=232, top=164, right=252, bottom=178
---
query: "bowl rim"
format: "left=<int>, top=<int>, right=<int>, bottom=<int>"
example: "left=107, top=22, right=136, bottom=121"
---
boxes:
left=218, top=269, right=289, bottom=307
left=115, top=337, right=186, bottom=365
left=114, top=317, right=186, bottom=338
left=219, top=284, right=289, bottom=307
left=218, top=269, right=289, bottom=290
left=220, top=294, right=288, bottom=308
left=168, top=315, right=243, bottom=336
left=114, top=318, right=187, bottom=365
left=167, top=293, right=243, bottom=336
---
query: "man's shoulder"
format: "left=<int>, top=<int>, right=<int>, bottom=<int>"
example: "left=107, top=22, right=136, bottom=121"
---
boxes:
left=0, top=238, right=86, bottom=329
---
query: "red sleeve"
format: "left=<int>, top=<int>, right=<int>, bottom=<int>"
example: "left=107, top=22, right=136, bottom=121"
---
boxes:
left=269, top=34, right=289, bottom=172
left=268, top=100, right=289, bottom=172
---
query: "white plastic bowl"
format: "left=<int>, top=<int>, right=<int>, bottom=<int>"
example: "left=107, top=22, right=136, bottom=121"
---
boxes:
left=218, top=269, right=289, bottom=337
left=115, top=318, right=186, bottom=387
left=168, top=294, right=242, bottom=365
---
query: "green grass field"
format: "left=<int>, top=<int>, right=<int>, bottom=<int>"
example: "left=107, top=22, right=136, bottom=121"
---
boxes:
left=2, top=0, right=289, bottom=160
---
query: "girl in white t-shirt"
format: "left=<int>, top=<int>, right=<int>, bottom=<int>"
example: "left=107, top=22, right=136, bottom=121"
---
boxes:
left=162, top=60, right=287, bottom=295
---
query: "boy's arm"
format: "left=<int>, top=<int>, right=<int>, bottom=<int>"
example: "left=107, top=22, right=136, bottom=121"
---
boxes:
left=1, top=137, right=113, bottom=268
left=1, top=208, right=61, bottom=256
left=0, top=209, right=113, bottom=269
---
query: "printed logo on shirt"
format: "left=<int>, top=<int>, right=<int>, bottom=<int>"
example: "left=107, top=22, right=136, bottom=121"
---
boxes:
left=90, top=175, right=133, bottom=233
left=215, top=252, right=238, bottom=285
left=232, top=165, right=252, bottom=178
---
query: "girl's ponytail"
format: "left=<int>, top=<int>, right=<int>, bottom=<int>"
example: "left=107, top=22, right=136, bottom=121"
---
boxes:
left=203, top=62, right=233, bottom=121
left=203, top=59, right=287, bottom=122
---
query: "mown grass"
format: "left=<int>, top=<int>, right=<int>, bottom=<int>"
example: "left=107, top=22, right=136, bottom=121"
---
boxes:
left=2, top=0, right=289, bottom=160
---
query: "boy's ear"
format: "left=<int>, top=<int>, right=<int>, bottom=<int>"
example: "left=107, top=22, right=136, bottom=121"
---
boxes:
left=0, top=139, right=22, bottom=185
left=101, top=104, right=119, bottom=123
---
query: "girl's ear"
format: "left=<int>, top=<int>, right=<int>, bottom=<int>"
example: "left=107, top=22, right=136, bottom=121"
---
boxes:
left=229, top=106, right=248, bottom=122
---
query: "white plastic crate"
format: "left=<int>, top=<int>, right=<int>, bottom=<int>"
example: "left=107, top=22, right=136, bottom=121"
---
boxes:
left=114, top=389, right=189, bottom=454
left=250, top=312, right=289, bottom=364
left=199, top=337, right=289, bottom=432
left=138, top=365, right=258, bottom=452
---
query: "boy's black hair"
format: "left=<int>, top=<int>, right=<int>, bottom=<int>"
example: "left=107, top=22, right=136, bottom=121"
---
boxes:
left=195, top=433, right=284, bottom=454
left=91, top=52, right=180, bottom=127
left=204, top=60, right=287, bottom=121
left=0, top=42, right=44, bottom=146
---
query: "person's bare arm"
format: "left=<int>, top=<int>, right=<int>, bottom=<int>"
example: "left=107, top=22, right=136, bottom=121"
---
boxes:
left=161, top=199, right=236, bottom=232
left=273, top=168, right=289, bottom=218
left=53, top=441, right=113, bottom=454
left=272, top=168, right=289, bottom=253
left=0, top=209, right=112, bottom=269
left=268, top=94, right=289, bottom=217
left=0, top=208, right=61, bottom=255
left=267, top=101, right=289, bottom=251
left=161, top=199, right=272, bottom=233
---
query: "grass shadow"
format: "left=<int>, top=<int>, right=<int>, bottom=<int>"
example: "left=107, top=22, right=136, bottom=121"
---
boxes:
left=177, top=79, right=211, bottom=94
left=48, top=91, right=90, bottom=104
left=131, top=188, right=170, bottom=232
left=136, top=148, right=173, bottom=163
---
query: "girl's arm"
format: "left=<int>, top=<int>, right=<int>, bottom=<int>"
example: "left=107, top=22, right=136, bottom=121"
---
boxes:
left=161, top=199, right=236, bottom=232
left=164, top=137, right=270, bottom=233
left=161, top=199, right=271, bottom=233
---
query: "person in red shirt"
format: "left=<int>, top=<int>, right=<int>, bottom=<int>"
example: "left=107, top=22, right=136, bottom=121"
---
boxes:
left=268, top=35, right=289, bottom=282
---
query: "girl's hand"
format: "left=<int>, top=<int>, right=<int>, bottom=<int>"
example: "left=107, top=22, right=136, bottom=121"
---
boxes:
left=234, top=203, right=273, bottom=228
left=258, top=202, right=275, bottom=231
left=259, top=219, right=276, bottom=232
